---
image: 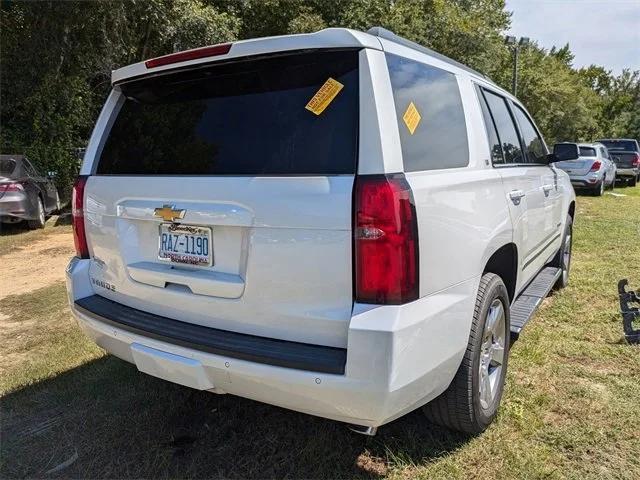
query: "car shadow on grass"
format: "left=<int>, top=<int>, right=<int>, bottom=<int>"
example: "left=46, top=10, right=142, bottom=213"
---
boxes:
left=0, top=210, right=70, bottom=237
left=1, top=356, right=471, bottom=479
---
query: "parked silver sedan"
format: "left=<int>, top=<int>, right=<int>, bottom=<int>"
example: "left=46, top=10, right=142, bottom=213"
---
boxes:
left=0, top=155, right=60, bottom=228
left=554, top=143, right=616, bottom=196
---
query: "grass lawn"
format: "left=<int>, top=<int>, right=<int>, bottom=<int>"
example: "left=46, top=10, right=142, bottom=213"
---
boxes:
left=1, top=187, right=639, bottom=479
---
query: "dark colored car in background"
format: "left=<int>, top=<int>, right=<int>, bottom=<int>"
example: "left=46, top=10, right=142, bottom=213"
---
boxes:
left=595, top=139, right=640, bottom=186
left=0, top=154, right=60, bottom=229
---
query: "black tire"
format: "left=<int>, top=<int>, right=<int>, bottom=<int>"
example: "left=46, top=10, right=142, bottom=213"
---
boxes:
left=423, top=273, right=510, bottom=434
left=552, top=214, right=573, bottom=290
left=630, top=176, right=637, bottom=187
left=27, top=197, right=46, bottom=230
left=593, top=179, right=605, bottom=196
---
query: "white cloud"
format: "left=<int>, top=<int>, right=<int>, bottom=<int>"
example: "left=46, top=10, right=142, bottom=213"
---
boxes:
left=505, top=0, right=640, bottom=74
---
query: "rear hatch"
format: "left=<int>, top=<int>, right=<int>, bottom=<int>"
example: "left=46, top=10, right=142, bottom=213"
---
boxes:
left=84, top=49, right=360, bottom=348
left=555, top=158, right=595, bottom=176
left=555, top=146, right=599, bottom=175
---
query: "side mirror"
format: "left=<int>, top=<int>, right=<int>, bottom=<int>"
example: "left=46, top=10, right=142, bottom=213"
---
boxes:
left=549, top=143, right=580, bottom=163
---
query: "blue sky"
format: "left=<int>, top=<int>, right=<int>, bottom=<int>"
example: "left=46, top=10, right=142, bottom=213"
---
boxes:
left=505, top=0, right=640, bottom=74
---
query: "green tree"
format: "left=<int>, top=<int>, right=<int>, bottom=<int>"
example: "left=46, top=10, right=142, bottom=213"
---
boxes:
left=1, top=0, right=637, bottom=199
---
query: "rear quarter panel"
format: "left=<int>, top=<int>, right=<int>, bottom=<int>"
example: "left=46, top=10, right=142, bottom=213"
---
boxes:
left=405, top=74, right=512, bottom=297
left=373, top=41, right=514, bottom=298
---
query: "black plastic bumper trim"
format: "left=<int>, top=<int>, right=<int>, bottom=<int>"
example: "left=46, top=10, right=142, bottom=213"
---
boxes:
left=74, top=295, right=347, bottom=375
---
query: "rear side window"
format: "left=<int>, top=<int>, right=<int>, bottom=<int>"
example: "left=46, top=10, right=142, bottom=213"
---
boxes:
left=97, top=50, right=359, bottom=175
left=476, top=87, right=505, bottom=164
left=512, top=105, right=547, bottom=163
left=23, top=160, right=38, bottom=177
left=482, top=90, right=525, bottom=164
left=579, top=147, right=597, bottom=157
left=386, top=54, right=469, bottom=171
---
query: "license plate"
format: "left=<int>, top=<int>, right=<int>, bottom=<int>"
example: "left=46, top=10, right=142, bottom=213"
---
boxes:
left=158, top=223, right=213, bottom=266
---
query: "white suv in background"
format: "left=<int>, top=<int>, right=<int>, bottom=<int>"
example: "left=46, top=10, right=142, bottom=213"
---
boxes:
left=67, top=27, right=577, bottom=435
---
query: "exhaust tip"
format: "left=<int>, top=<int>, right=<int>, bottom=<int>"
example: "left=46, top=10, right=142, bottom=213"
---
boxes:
left=347, top=424, right=378, bottom=436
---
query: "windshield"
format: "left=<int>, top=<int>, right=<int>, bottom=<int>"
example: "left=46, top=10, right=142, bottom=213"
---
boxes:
left=97, top=50, right=360, bottom=175
left=597, top=140, right=637, bottom=152
left=0, top=158, right=17, bottom=177
left=579, top=147, right=596, bottom=157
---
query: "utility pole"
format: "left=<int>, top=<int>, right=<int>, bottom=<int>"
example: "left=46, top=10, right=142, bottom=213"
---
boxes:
left=505, top=36, right=530, bottom=96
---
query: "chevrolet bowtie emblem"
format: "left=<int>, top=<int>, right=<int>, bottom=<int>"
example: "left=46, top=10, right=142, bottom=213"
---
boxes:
left=154, top=205, right=186, bottom=222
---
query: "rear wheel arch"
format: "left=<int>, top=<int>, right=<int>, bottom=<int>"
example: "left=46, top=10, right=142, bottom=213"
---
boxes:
left=483, top=243, right=518, bottom=304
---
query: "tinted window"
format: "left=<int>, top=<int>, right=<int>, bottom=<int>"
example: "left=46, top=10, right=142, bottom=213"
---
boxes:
left=483, top=90, right=524, bottom=164
left=600, top=147, right=609, bottom=159
left=513, top=105, right=547, bottom=163
left=23, top=160, right=38, bottom=177
left=476, top=87, right=504, bottom=164
left=579, top=147, right=597, bottom=157
left=386, top=54, right=469, bottom=171
left=0, top=158, right=16, bottom=176
left=97, top=50, right=359, bottom=175
left=597, top=140, right=638, bottom=152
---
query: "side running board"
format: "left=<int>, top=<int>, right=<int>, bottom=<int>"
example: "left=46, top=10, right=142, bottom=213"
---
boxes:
left=510, top=266, right=561, bottom=343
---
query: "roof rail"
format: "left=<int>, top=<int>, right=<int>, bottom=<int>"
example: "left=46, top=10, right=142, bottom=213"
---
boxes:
left=367, top=26, right=495, bottom=84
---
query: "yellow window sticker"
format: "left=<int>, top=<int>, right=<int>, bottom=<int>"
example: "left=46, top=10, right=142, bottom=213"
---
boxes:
left=305, top=78, right=344, bottom=115
left=402, top=102, right=421, bottom=135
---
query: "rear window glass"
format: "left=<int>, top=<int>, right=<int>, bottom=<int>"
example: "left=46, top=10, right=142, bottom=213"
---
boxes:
left=97, top=50, right=359, bottom=175
left=597, top=140, right=637, bottom=152
left=0, top=158, right=16, bottom=176
left=386, top=53, right=469, bottom=171
left=579, top=147, right=597, bottom=157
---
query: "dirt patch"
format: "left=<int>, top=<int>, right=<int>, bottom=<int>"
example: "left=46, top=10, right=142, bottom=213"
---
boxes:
left=0, top=232, right=74, bottom=300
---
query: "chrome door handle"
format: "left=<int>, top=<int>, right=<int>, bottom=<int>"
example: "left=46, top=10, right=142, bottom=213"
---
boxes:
left=509, top=190, right=525, bottom=205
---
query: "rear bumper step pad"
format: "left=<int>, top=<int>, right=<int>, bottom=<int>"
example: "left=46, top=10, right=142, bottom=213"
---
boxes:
left=509, top=266, right=561, bottom=342
left=74, top=295, right=347, bottom=375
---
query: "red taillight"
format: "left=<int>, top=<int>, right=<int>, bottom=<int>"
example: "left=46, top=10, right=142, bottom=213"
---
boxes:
left=1, top=182, right=24, bottom=192
left=72, top=175, right=89, bottom=259
left=590, top=160, right=602, bottom=172
left=145, top=43, right=232, bottom=68
left=354, top=174, right=419, bottom=304
left=632, top=153, right=640, bottom=167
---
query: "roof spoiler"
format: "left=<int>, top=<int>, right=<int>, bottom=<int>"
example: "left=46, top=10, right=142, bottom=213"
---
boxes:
left=367, top=26, right=495, bottom=84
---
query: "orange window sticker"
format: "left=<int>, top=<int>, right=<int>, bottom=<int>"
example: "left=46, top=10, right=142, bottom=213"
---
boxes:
left=402, top=102, right=421, bottom=135
left=305, top=78, right=344, bottom=115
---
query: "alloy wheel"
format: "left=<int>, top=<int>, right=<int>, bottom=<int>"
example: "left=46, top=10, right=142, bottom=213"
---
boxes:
left=562, top=230, right=572, bottom=284
left=38, top=199, right=45, bottom=225
left=479, top=299, right=506, bottom=410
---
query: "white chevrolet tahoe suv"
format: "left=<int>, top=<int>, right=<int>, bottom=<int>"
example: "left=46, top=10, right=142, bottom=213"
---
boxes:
left=67, top=27, right=577, bottom=435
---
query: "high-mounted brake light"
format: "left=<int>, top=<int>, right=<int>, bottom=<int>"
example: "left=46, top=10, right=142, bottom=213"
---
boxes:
left=354, top=174, right=419, bottom=304
left=590, top=160, right=602, bottom=172
left=72, top=175, right=89, bottom=259
left=145, top=43, right=232, bottom=69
